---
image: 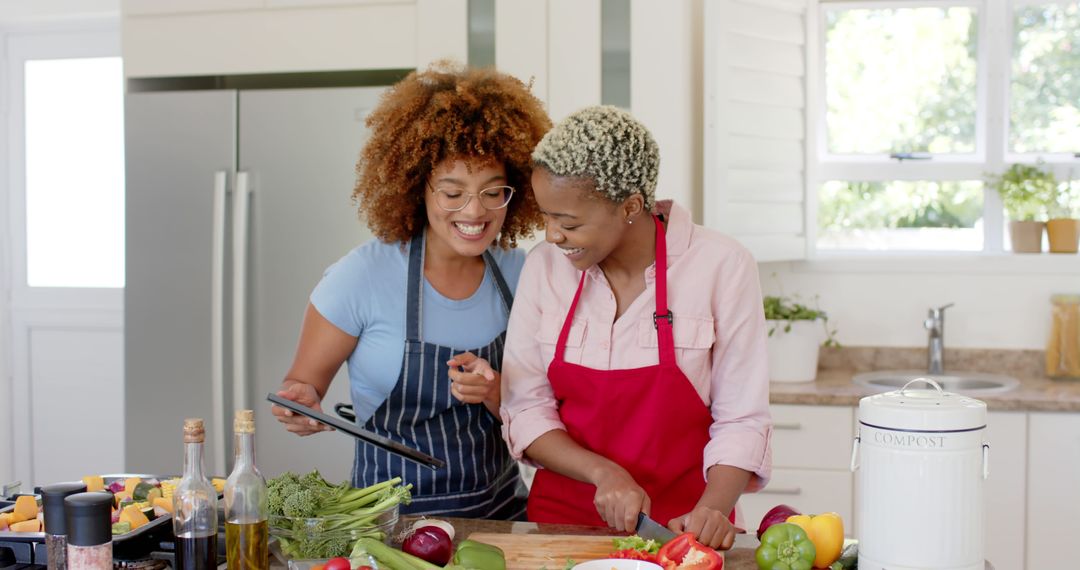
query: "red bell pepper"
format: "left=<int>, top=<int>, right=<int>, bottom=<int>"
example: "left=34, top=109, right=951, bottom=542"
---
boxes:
left=655, top=533, right=723, bottom=570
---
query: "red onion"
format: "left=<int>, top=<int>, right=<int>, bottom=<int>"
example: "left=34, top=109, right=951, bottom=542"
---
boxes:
left=402, top=525, right=454, bottom=566
left=756, top=504, right=801, bottom=541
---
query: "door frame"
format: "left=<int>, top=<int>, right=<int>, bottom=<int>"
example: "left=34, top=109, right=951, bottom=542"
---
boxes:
left=2, top=18, right=121, bottom=485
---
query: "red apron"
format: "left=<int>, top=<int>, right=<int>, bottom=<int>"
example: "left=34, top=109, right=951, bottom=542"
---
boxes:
left=527, top=215, right=716, bottom=528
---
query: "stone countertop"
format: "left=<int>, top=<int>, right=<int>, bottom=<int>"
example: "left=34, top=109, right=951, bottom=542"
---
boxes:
left=773, top=347, right=1080, bottom=411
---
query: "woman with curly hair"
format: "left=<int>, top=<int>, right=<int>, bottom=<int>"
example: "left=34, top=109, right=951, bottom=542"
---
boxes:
left=271, top=62, right=550, bottom=519
left=493, top=106, right=773, bottom=547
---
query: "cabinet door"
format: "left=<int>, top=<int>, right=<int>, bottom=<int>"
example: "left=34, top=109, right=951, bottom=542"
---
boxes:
left=239, top=87, right=382, bottom=480
left=122, top=0, right=261, bottom=16
left=1027, top=412, right=1080, bottom=569
left=771, top=404, right=855, bottom=469
left=740, top=468, right=854, bottom=534
left=125, top=90, right=237, bottom=474
left=985, top=412, right=1026, bottom=570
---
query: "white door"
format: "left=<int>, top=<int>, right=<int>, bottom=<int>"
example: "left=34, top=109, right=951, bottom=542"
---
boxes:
left=1, top=25, right=125, bottom=487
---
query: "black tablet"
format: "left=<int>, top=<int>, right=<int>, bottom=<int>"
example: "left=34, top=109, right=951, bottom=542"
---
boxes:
left=266, top=393, right=445, bottom=470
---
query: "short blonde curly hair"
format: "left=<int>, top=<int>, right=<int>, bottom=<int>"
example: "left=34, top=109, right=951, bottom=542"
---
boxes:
left=531, top=105, right=659, bottom=209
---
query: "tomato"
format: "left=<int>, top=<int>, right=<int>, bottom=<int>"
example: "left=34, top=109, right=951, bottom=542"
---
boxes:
left=323, top=557, right=351, bottom=570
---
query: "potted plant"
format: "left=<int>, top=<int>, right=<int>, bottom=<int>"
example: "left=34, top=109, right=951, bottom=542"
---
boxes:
left=763, top=295, right=838, bottom=383
left=986, top=163, right=1056, bottom=253
left=1046, top=178, right=1080, bottom=254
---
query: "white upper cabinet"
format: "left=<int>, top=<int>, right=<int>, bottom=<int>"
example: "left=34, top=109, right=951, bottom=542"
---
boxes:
left=121, top=0, right=464, bottom=77
left=122, top=0, right=410, bottom=16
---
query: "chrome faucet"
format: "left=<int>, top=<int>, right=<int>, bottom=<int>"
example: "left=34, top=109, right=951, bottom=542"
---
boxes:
left=924, top=303, right=954, bottom=375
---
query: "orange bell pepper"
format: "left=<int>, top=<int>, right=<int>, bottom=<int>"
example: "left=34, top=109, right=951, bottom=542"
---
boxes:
left=785, top=512, right=844, bottom=569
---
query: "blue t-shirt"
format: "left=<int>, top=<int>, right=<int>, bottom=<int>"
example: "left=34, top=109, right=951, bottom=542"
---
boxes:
left=311, top=238, right=525, bottom=424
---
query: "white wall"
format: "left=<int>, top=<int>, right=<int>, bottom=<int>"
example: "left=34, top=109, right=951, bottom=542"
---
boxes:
left=760, top=260, right=1074, bottom=350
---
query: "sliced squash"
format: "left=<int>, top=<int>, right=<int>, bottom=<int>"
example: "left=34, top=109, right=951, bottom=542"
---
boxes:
left=14, top=496, right=38, bottom=520
left=82, top=475, right=105, bottom=493
left=123, top=477, right=142, bottom=495
left=113, top=491, right=132, bottom=506
left=0, top=513, right=9, bottom=531
left=10, top=519, right=41, bottom=532
left=119, top=505, right=150, bottom=530
left=152, top=497, right=174, bottom=515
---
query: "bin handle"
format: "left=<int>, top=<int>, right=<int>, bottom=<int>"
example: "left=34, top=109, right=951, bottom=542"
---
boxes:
left=900, top=377, right=945, bottom=396
left=850, top=434, right=860, bottom=472
left=982, top=443, right=990, bottom=480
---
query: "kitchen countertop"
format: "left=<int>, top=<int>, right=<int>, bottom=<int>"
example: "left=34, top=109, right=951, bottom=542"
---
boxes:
left=401, top=516, right=993, bottom=570
left=770, top=369, right=1080, bottom=411
left=771, top=347, right=1080, bottom=411
left=403, top=516, right=762, bottom=569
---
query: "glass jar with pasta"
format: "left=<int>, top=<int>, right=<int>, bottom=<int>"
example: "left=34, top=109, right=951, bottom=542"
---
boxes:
left=1047, top=294, right=1080, bottom=378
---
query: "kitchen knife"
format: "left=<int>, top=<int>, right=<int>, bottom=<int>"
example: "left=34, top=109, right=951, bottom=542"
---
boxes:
left=635, top=512, right=678, bottom=544
left=267, top=393, right=445, bottom=470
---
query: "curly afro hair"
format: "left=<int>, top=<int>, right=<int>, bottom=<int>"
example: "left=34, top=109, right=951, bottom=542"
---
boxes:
left=531, top=105, right=660, bottom=210
left=352, top=61, right=552, bottom=248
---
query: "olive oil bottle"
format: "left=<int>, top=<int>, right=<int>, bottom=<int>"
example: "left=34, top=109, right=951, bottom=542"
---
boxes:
left=224, top=410, right=269, bottom=570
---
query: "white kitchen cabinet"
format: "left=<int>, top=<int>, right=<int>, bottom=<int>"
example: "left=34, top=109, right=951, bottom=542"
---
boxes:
left=121, top=0, right=469, bottom=78
left=122, top=0, right=409, bottom=16
left=741, top=405, right=855, bottom=533
left=1026, top=412, right=1080, bottom=569
left=984, top=412, right=1026, bottom=570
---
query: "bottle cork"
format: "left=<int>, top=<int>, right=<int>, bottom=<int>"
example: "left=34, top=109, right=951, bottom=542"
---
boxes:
left=183, top=418, right=205, bottom=443
left=234, top=409, right=255, bottom=434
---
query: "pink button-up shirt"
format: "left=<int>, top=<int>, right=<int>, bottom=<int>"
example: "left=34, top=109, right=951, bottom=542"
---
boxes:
left=500, top=200, right=773, bottom=489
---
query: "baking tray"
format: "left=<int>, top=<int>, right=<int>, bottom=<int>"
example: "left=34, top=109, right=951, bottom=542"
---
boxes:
left=0, top=473, right=180, bottom=545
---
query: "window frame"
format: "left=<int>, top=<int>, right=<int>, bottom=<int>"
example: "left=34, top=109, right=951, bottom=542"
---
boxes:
left=5, top=24, right=123, bottom=310
left=808, top=0, right=1080, bottom=262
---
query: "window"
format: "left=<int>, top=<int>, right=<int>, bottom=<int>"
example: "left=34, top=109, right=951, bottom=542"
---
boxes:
left=814, top=0, right=1080, bottom=253
left=24, top=57, right=125, bottom=287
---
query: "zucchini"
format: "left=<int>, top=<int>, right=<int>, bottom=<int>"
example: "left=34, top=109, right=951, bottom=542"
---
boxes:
left=132, top=481, right=157, bottom=501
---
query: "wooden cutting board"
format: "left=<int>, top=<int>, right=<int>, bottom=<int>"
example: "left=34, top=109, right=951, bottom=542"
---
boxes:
left=464, top=532, right=622, bottom=570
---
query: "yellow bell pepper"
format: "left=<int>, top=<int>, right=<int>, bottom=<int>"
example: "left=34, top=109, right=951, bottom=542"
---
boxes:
left=786, top=512, right=844, bottom=569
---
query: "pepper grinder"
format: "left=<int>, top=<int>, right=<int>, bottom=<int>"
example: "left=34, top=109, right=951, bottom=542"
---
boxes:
left=64, top=493, right=113, bottom=570
left=41, top=482, right=87, bottom=570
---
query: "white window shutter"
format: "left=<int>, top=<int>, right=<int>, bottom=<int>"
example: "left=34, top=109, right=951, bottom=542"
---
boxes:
left=704, top=0, right=809, bottom=262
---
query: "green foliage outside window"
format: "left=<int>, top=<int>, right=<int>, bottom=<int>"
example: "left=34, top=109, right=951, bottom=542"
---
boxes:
left=1011, top=3, right=1080, bottom=154
left=819, top=181, right=984, bottom=231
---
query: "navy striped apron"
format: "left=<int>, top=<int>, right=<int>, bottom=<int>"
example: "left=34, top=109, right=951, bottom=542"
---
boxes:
left=352, top=232, right=526, bottom=519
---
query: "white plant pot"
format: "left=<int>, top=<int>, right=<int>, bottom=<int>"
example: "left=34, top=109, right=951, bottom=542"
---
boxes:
left=765, top=319, right=824, bottom=383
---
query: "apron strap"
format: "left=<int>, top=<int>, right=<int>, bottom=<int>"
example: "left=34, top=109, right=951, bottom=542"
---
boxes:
left=651, top=214, right=675, bottom=366
left=406, top=230, right=515, bottom=342
left=554, top=214, right=674, bottom=365
left=405, top=232, right=425, bottom=344
left=482, top=250, right=515, bottom=315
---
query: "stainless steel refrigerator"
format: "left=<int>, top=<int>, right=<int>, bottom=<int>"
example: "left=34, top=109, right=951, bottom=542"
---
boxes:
left=125, top=86, right=383, bottom=479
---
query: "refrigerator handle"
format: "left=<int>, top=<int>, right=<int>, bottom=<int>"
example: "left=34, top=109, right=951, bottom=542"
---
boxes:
left=211, top=171, right=228, bottom=475
left=232, top=171, right=252, bottom=416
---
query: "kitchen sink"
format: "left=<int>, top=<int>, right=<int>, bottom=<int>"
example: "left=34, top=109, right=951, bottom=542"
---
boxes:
left=852, top=370, right=1020, bottom=396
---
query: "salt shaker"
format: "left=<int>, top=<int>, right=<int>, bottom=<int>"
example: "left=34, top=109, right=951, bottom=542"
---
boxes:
left=41, top=482, right=87, bottom=570
left=64, top=493, right=113, bottom=570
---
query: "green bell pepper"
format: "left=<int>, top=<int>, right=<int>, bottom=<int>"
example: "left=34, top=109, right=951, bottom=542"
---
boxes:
left=451, top=540, right=506, bottom=570
left=755, top=522, right=817, bottom=570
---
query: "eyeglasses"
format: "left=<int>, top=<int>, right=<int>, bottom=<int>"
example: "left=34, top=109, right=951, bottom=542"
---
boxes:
left=428, top=184, right=515, bottom=212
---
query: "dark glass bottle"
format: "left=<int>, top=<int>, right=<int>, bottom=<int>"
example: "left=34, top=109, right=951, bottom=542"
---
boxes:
left=173, top=418, right=219, bottom=570
left=224, top=410, right=268, bottom=570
